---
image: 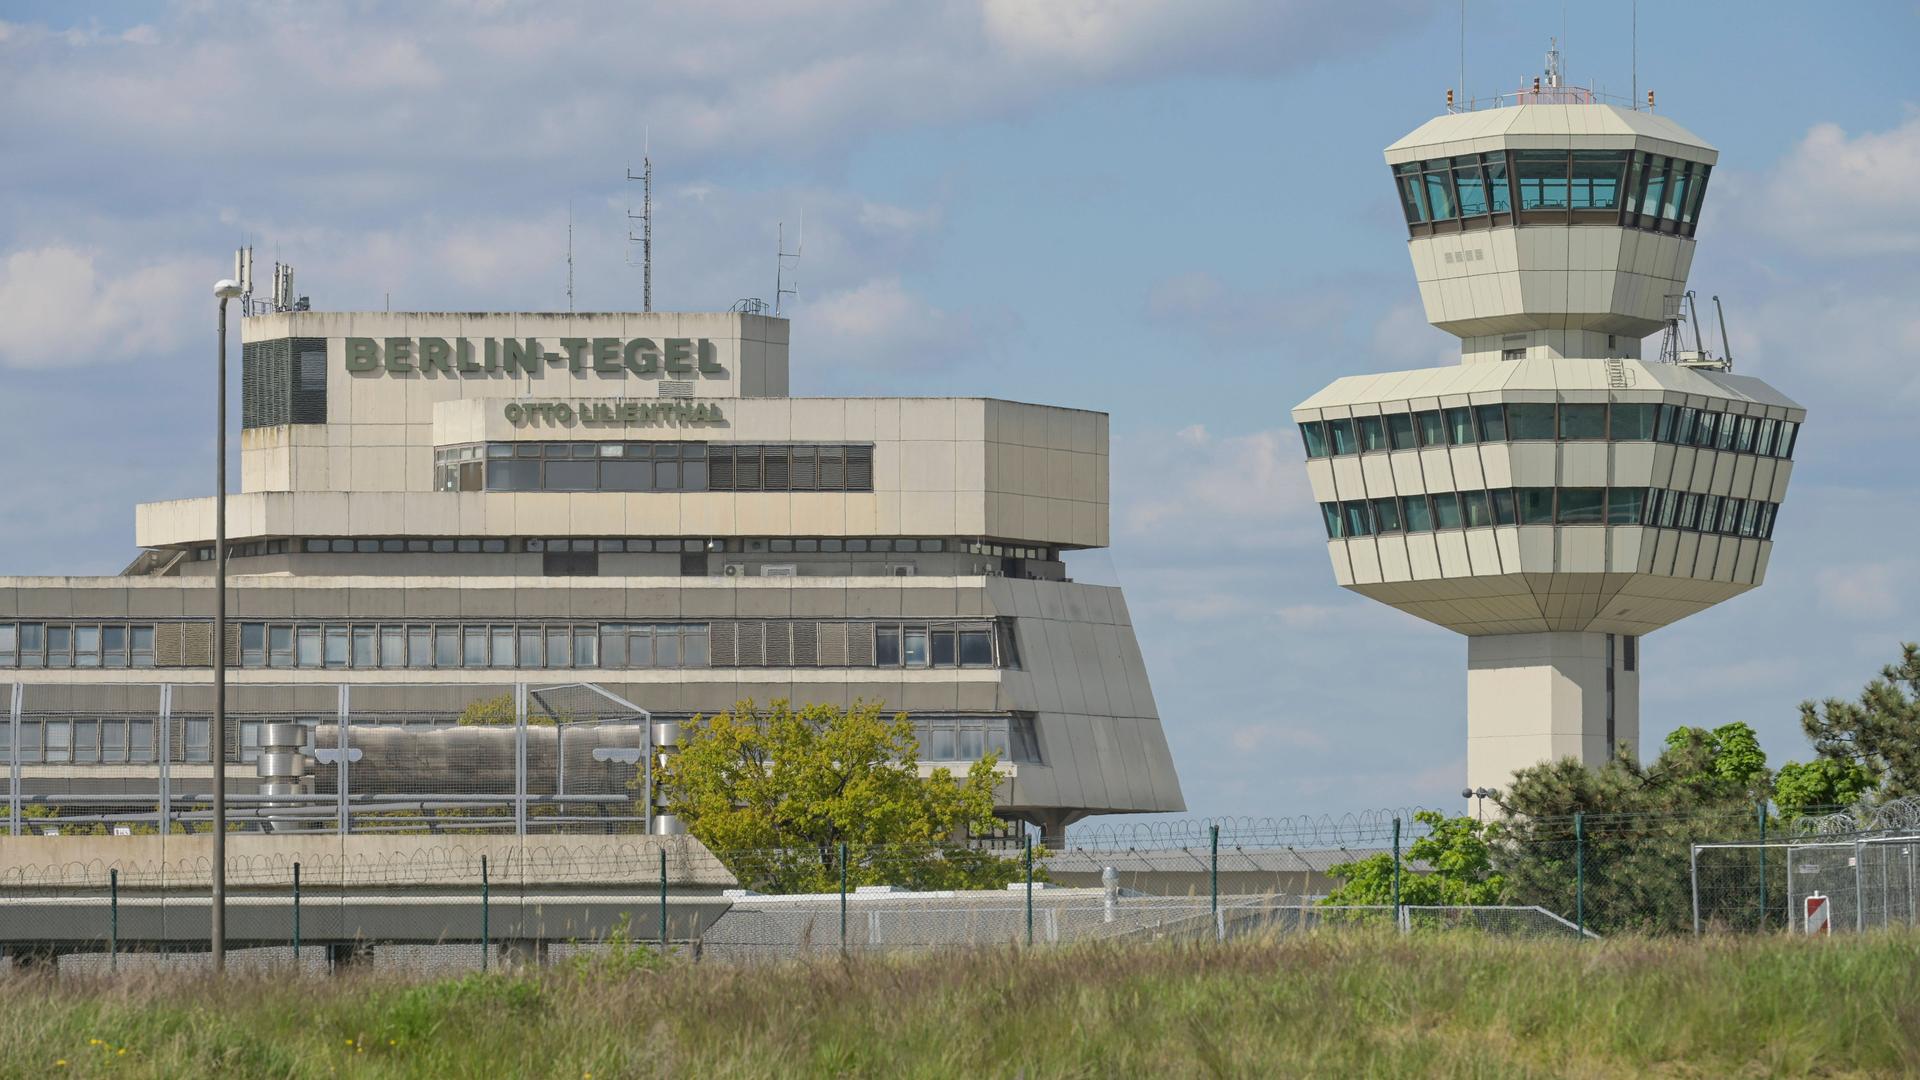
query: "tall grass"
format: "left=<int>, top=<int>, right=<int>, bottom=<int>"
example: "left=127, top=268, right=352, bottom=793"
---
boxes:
left=3, top=932, right=1916, bottom=1078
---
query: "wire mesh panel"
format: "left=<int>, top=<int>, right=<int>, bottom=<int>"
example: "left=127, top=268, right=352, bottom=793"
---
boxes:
left=526, top=683, right=650, bottom=835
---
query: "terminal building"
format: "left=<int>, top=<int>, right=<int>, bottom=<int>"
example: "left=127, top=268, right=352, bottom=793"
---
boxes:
left=0, top=303, right=1184, bottom=839
left=1293, top=70, right=1805, bottom=796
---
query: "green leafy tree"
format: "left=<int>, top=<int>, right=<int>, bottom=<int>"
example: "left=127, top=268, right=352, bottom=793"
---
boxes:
left=1496, top=727, right=1774, bottom=934
left=1773, top=758, right=1878, bottom=819
left=658, top=699, right=1025, bottom=893
left=456, top=693, right=555, bottom=726
left=1323, top=810, right=1505, bottom=906
left=1798, top=643, right=1919, bottom=799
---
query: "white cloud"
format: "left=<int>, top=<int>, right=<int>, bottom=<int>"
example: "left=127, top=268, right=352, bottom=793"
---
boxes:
left=1118, top=425, right=1316, bottom=542
left=1751, top=111, right=1920, bottom=256
left=805, top=276, right=995, bottom=368
left=1815, top=561, right=1906, bottom=621
left=0, top=246, right=201, bottom=369
left=1145, top=270, right=1358, bottom=347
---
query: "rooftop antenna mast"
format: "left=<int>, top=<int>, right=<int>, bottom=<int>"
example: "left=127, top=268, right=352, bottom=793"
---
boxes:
left=626, top=131, right=653, bottom=312
left=566, top=201, right=575, bottom=314
left=1631, top=0, right=1638, bottom=109
left=774, top=215, right=803, bottom=317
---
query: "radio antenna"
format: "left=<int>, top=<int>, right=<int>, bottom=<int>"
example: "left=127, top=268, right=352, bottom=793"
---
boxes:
left=774, top=214, right=803, bottom=317
left=626, top=130, right=654, bottom=312
left=1631, top=0, right=1638, bottom=108
left=566, top=201, right=575, bottom=314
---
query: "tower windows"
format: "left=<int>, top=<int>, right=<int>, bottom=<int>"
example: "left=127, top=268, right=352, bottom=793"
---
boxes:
left=1302, top=403, right=1799, bottom=460
left=1393, top=150, right=1709, bottom=238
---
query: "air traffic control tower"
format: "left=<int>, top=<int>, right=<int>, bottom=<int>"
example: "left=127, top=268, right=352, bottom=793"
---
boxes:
left=1292, top=68, right=1806, bottom=796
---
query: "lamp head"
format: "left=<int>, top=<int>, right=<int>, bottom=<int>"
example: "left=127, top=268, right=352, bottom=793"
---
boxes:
left=213, top=279, right=242, bottom=300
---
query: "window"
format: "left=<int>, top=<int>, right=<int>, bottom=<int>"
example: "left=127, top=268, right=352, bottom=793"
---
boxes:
left=1475, top=404, right=1507, bottom=442
left=1371, top=497, right=1403, bottom=533
left=1755, top=418, right=1778, bottom=457
left=1415, top=411, right=1446, bottom=447
left=1490, top=489, right=1518, bottom=526
left=19, top=623, right=44, bottom=668
left=381, top=626, right=406, bottom=668
left=1623, top=635, right=1638, bottom=672
left=1502, top=347, right=1527, bottom=362
left=1655, top=404, right=1679, bottom=442
left=1719, top=498, right=1744, bottom=534
left=353, top=627, right=377, bottom=668
left=1672, top=406, right=1698, bottom=445
left=876, top=627, right=901, bottom=666
left=1557, top=488, right=1606, bottom=524
left=297, top=626, right=323, bottom=668
left=1342, top=501, right=1374, bottom=537
left=1518, top=488, right=1555, bottom=525
left=1461, top=491, right=1493, bottom=528
left=325, top=626, right=349, bottom=667
left=1610, top=403, right=1657, bottom=441
left=1445, top=407, right=1476, bottom=445
left=1506, top=403, right=1555, bottom=440
left=47, top=626, right=71, bottom=668
left=1697, top=495, right=1721, bottom=533
left=1738, top=499, right=1762, bottom=538
left=1570, top=151, right=1626, bottom=210
left=1606, top=488, right=1646, bottom=525
left=931, top=630, right=956, bottom=667
left=1430, top=492, right=1463, bottom=529
left=1394, top=163, right=1426, bottom=223
left=1353, top=415, right=1385, bottom=452
left=1453, top=156, right=1489, bottom=216
left=902, top=629, right=930, bottom=667
left=1387, top=413, right=1418, bottom=450
left=1693, top=412, right=1719, bottom=448
left=1299, top=422, right=1329, bottom=458
left=130, top=719, right=155, bottom=764
left=1776, top=421, right=1798, bottom=459
left=959, top=630, right=994, bottom=666
left=241, top=623, right=266, bottom=668
left=1516, top=150, right=1570, bottom=210
left=131, top=627, right=154, bottom=668
left=1558, top=404, right=1607, bottom=440
left=1401, top=495, right=1434, bottom=532
left=1320, top=502, right=1344, bottom=539
left=102, top=625, right=127, bottom=669
left=436, top=626, right=461, bottom=668
left=185, top=718, right=211, bottom=764
left=1327, top=419, right=1357, bottom=455
left=1715, top=413, right=1737, bottom=451
left=269, top=625, right=294, bottom=668
left=0, top=623, right=16, bottom=667
left=1424, top=166, right=1457, bottom=219
left=1734, top=415, right=1758, bottom=454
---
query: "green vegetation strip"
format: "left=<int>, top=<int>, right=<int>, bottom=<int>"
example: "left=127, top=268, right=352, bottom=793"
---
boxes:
left=4, top=933, right=1918, bottom=1078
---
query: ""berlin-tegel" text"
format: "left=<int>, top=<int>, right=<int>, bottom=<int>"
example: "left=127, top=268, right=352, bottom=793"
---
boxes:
left=344, top=337, right=724, bottom=377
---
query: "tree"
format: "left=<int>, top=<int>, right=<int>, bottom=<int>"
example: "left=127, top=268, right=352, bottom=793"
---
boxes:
left=658, top=699, right=1022, bottom=893
left=456, top=693, right=556, bottom=726
left=1495, top=727, right=1775, bottom=934
left=1773, top=758, right=1878, bottom=819
left=1798, top=642, right=1920, bottom=799
left=1323, top=810, right=1504, bottom=906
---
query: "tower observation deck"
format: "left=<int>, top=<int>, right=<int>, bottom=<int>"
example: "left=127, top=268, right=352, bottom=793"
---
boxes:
left=1292, top=80, right=1805, bottom=797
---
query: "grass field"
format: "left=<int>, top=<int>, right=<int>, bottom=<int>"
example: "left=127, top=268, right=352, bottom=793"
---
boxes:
left=3, top=932, right=1917, bottom=1078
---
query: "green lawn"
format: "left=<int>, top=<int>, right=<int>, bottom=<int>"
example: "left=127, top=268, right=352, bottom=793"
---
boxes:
left=5, top=932, right=1917, bottom=1078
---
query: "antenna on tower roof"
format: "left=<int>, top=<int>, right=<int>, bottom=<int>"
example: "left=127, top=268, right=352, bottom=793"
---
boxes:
left=1631, top=0, right=1639, bottom=109
left=626, top=130, right=654, bottom=313
left=775, top=215, right=803, bottom=318
left=566, top=201, right=575, bottom=314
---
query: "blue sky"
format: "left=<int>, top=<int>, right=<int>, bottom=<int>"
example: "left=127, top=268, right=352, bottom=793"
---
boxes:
left=2, top=1, right=1917, bottom=819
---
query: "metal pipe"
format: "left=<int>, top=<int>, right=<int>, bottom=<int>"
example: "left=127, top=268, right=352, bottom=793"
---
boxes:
left=292, top=861, right=301, bottom=964
left=658, top=847, right=668, bottom=949
left=1024, top=834, right=1033, bottom=947
left=480, top=854, right=490, bottom=971
left=1575, top=812, right=1585, bottom=938
left=1757, top=802, right=1767, bottom=931
left=109, top=867, right=118, bottom=972
left=1391, top=818, right=1402, bottom=926
left=1690, top=844, right=1701, bottom=935
left=212, top=279, right=241, bottom=973
left=839, top=841, right=848, bottom=955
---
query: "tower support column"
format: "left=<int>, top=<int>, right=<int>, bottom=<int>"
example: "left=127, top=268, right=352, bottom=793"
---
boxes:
left=1465, top=631, right=1639, bottom=797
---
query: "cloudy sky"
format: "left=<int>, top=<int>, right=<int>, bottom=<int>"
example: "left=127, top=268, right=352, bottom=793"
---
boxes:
left=2, top=1, right=1916, bottom=819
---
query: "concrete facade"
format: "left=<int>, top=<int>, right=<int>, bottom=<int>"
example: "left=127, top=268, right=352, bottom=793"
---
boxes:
left=1296, top=96, right=1803, bottom=796
left=1, top=309, right=1183, bottom=836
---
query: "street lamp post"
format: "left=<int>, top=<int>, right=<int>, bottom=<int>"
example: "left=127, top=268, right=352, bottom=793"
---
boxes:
left=212, top=278, right=241, bottom=972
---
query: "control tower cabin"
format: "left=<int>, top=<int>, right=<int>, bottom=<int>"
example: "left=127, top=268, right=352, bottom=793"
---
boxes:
left=1292, top=77, right=1805, bottom=797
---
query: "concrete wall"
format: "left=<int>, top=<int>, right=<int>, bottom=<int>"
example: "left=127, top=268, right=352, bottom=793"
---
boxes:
left=1466, top=630, right=1639, bottom=795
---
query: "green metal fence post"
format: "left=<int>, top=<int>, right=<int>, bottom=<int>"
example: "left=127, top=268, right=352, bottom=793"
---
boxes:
left=480, top=854, right=490, bottom=972
left=1574, top=812, right=1585, bottom=939
left=109, top=868, right=118, bottom=973
left=1024, top=834, right=1034, bottom=948
left=659, top=848, right=669, bottom=950
left=839, top=841, right=849, bottom=956
left=1210, top=823, right=1220, bottom=940
left=1391, top=817, right=1402, bottom=929
left=292, top=861, right=301, bottom=966
left=1757, top=801, right=1768, bottom=931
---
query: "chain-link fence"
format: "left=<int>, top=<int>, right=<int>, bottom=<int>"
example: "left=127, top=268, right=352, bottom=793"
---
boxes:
left=1693, top=832, right=1919, bottom=934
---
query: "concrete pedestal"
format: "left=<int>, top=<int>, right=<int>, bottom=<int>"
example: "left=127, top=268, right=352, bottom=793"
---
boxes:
left=1466, top=631, right=1639, bottom=797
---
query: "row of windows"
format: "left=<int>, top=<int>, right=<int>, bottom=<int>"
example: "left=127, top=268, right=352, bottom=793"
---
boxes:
left=436, top=441, right=877, bottom=494
left=1319, top=486, right=1781, bottom=539
left=1393, top=150, right=1710, bottom=237
left=1300, top=403, right=1799, bottom=461
left=194, top=536, right=1052, bottom=562
left=222, top=620, right=1012, bottom=671
left=0, top=624, right=156, bottom=669
left=0, top=713, right=1045, bottom=766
